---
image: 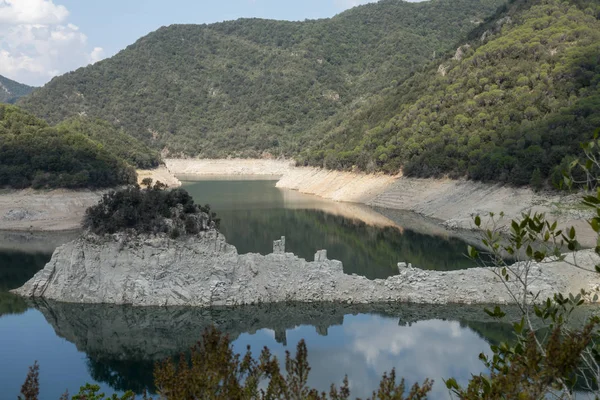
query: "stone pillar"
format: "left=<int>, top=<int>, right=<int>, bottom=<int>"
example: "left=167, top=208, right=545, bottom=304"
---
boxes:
left=316, top=325, right=328, bottom=336
left=314, top=249, right=328, bottom=262
left=397, top=262, right=412, bottom=273
left=273, top=236, right=286, bottom=254
left=275, top=329, right=287, bottom=345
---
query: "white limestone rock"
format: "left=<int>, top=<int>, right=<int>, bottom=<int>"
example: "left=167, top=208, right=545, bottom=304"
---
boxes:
left=12, top=232, right=599, bottom=307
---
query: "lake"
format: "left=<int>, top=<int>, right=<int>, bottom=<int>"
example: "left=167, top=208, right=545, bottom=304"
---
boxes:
left=0, top=178, right=508, bottom=399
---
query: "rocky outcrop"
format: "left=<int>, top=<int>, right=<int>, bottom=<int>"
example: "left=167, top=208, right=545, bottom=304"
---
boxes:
left=12, top=232, right=600, bottom=306
left=453, top=44, right=471, bottom=61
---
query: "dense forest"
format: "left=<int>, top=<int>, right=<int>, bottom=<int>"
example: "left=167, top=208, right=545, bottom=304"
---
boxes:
left=0, top=75, right=35, bottom=104
left=56, top=117, right=161, bottom=169
left=0, top=105, right=136, bottom=189
left=19, top=0, right=505, bottom=157
left=14, top=0, right=600, bottom=186
left=298, top=0, right=600, bottom=186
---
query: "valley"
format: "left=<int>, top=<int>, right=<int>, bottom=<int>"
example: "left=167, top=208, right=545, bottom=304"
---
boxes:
left=1, top=0, right=599, bottom=397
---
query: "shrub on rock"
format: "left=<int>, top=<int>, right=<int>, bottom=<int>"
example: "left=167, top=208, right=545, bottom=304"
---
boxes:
left=83, top=181, right=219, bottom=236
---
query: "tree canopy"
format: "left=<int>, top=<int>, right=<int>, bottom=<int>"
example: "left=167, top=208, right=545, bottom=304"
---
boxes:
left=0, top=75, right=35, bottom=104
left=0, top=105, right=136, bottom=189
left=56, top=117, right=161, bottom=169
left=14, top=0, right=600, bottom=187
left=83, top=183, right=219, bottom=237
left=18, top=0, right=505, bottom=158
left=299, top=0, right=600, bottom=186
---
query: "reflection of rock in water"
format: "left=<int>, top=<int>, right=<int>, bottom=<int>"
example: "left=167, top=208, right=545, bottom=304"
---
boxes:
left=34, top=300, right=525, bottom=362
left=30, top=300, right=541, bottom=395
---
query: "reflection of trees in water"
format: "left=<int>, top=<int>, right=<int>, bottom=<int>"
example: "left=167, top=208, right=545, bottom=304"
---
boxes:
left=0, top=292, right=28, bottom=317
left=87, top=358, right=156, bottom=394
left=35, top=300, right=530, bottom=395
left=462, top=321, right=515, bottom=347
left=219, top=208, right=475, bottom=279
left=0, top=251, right=51, bottom=291
left=0, top=251, right=50, bottom=317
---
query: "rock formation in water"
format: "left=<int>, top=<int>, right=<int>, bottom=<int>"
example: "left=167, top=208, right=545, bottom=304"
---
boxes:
left=12, top=230, right=600, bottom=306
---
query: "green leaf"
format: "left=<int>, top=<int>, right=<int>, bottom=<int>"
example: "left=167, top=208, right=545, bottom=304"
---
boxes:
left=468, top=245, right=479, bottom=259
left=445, top=378, right=459, bottom=390
left=591, top=218, right=600, bottom=233
left=526, top=245, right=533, bottom=258
left=511, top=220, right=520, bottom=233
left=474, top=215, right=481, bottom=227
left=534, top=251, right=545, bottom=262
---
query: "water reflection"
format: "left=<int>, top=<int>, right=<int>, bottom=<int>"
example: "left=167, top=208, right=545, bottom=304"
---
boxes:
left=0, top=180, right=517, bottom=399
left=0, top=249, right=51, bottom=291
left=25, top=300, right=517, bottom=398
left=182, top=179, right=478, bottom=278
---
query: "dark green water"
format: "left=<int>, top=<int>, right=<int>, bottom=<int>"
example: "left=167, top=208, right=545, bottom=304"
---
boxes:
left=0, top=178, right=511, bottom=399
left=182, top=178, right=476, bottom=279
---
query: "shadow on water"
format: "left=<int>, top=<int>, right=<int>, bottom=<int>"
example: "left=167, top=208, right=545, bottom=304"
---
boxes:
left=0, top=249, right=51, bottom=318
left=0, top=250, right=51, bottom=292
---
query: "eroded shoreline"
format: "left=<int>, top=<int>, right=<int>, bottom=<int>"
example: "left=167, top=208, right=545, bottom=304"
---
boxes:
left=1, top=159, right=594, bottom=250
left=164, top=159, right=595, bottom=247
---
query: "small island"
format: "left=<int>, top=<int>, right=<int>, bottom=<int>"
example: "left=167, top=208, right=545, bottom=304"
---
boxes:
left=12, top=183, right=600, bottom=307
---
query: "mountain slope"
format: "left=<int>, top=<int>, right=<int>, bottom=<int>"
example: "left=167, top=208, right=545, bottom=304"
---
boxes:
left=19, top=0, right=505, bottom=157
left=0, top=105, right=136, bottom=189
left=56, top=117, right=161, bottom=169
left=0, top=75, right=35, bottom=104
left=300, top=0, right=600, bottom=185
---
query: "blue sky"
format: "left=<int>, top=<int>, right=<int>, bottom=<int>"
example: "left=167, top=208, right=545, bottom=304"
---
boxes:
left=0, top=0, right=388, bottom=86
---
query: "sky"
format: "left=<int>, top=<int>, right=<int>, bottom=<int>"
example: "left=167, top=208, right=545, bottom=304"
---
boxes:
left=0, top=0, right=396, bottom=87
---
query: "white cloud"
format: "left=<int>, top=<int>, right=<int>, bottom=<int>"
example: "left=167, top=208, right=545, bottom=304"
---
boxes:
left=0, top=0, right=104, bottom=86
left=235, top=315, right=492, bottom=399
left=89, top=47, right=105, bottom=64
left=0, top=0, right=68, bottom=25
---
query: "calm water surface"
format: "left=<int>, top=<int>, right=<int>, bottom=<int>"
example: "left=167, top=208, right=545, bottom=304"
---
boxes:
left=182, top=178, right=478, bottom=278
left=0, top=178, right=509, bottom=398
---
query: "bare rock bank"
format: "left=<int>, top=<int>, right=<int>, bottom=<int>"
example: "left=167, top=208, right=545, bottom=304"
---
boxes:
left=164, top=158, right=294, bottom=176
left=369, top=178, right=596, bottom=248
left=164, top=158, right=395, bottom=203
left=13, top=232, right=599, bottom=306
left=136, top=165, right=181, bottom=188
left=0, top=189, right=103, bottom=232
left=164, top=159, right=593, bottom=247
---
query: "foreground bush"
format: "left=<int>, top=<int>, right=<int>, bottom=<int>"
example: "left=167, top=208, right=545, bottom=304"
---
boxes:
left=19, top=327, right=433, bottom=400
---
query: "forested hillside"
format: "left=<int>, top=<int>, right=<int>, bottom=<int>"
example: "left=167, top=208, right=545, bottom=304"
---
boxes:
left=299, top=0, right=600, bottom=186
left=56, top=117, right=161, bottom=169
left=0, top=105, right=136, bottom=189
left=19, top=0, right=504, bottom=157
left=0, top=75, right=35, bottom=104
